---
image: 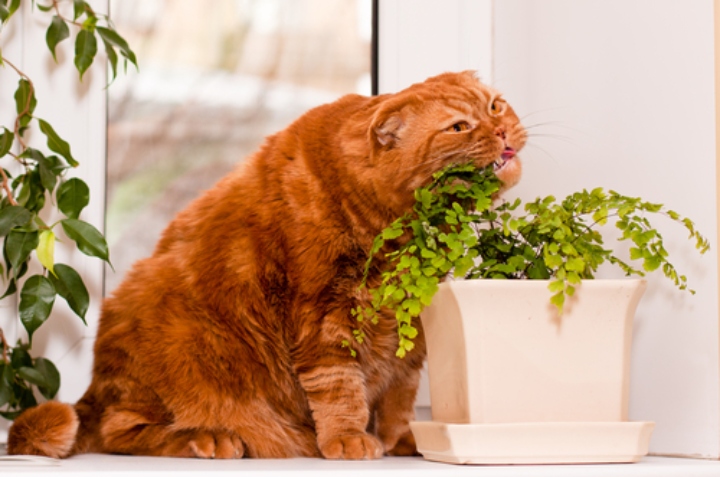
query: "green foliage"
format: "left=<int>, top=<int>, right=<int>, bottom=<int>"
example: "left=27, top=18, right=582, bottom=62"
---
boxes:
left=0, top=0, right=136, bottom=420
left=0, top=341, right=60, bottom=419
left=356, top=164, right=710, bottom=357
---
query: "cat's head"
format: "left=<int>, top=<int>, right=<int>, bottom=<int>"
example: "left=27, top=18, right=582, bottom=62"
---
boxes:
left=364, top=71, right=526, bottom=212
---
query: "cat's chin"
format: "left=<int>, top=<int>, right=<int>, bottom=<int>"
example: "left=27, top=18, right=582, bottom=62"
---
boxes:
left=494, top=156, right=522, bottom=193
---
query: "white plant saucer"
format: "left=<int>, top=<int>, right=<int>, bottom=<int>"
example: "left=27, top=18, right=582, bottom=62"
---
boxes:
left=410, top=421, right=655, bottom=465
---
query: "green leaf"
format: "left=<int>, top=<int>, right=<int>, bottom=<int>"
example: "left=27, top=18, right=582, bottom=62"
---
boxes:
left=38, top=119, right=79, bottom=167
left=19, top=275, right=56, bottom=344
left=11, top=346, right=32, bottom=369
left=17, top=366, right=49, bottom=388
left=33, top=358, right=60, bottom=399
left=548, top=279, right=565, bottom=293
left=96, top=26, right=137, bottom=67
left=57, top=178, right=90, bottom=219
left=0, top=4, right=9, bottom=23
left=38, top=154, right=64, bottom=192
left=61, top=219, right=110, bottom=263
left=8, top=0, right=20, bottom=16
left=100, top=36, right=119, bottom=81
left=46, top=263, right=90, bottom=322
left=643, top=255, right=662, bottom=272
left=544, top=253, right=563, bottom=269
left=74, top=29, right=98, bottom=80
left=5, top=230, right=39, bottom=272
left=46, top=15, right=70, bottom=61
left=0, top=205, right=31, bottom=236
left=14, top=79, right=36, bottom=131
left=565, top=257, right=586, bottom=272
left=550, top=291, right=565, bottom=310
left=37, top=230, right=56, bottom=275
left=0, top=364, right=12, bottom=407
left=382, top=227, right=403, bottom=240
left=0, top=127, right=14, bottom=157
left=73, top=0, right=85, bottom=20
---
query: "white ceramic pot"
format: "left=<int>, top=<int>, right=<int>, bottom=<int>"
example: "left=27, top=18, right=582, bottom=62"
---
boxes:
left=410, top=279, right=655, bottom=464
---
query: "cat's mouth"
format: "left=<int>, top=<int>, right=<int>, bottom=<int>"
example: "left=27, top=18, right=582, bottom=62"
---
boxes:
left=493, top=148, right=516, bottom=171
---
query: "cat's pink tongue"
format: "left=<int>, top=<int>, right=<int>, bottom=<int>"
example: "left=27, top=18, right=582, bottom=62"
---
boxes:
left=502, top=148, right=516, bottom=160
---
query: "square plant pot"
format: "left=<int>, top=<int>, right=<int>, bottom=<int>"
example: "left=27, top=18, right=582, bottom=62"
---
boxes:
left=410, top=279, right=654, bottom=464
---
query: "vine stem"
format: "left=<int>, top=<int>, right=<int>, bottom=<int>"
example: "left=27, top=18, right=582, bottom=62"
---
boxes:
left=1, top=56, right=33, bottom=153
left=0, top=169, right=18, bottom=206
left=0, top=57, right=31, bottom=205
left=50, top=0, right=83, bottom=28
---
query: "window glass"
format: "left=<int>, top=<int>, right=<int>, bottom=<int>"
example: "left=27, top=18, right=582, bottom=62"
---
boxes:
left=107, top=0, right=371, bottom=292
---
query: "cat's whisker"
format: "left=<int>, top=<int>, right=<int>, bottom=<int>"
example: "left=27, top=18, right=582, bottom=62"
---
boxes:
left=524, top=142, right=562, bottom=165
left=522, top=121, right=589, bottom=138
left=518, top=107, right=569, bottom=123
left=525, top=133, right=577, bottom=147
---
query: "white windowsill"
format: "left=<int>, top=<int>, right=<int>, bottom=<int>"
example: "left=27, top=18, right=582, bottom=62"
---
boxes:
left=1, top=454, right=719, bottom=477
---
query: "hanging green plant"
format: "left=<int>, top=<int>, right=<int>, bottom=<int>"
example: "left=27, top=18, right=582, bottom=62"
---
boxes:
left=0, top=0, right=136, bottom=420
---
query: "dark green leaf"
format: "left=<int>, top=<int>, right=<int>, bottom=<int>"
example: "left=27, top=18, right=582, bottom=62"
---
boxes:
left=17, top=384, right=38, bottom=410
left=0, top=205, right=32, bottom=236
left=17, top=366, right=48, bottom=388
left=57, top=178, right=90, bottom=219
left=5, top=229, right=39, bottom=272
left=36, top=3, right=53, bottom=12
left=0, top=4, right=9, bottom=22
left=14, top=79, right=36, bottom=131
left=101, top=36, right=119, bottom=81
left=0, top=364, right=12, bottom=407
left=13, top=168, right=46, bottom=213
left=39, top=157, right=59, bottom=192
left=96, top=26, right=137, bottom=67
left=73, top=0, right=85, bottom=20
left=0, top=127, right=14, bottom=157
left=74, top=29, right=98, bottom=80
left=19, top=275, right=56, bottom=344
left=0, top=410, right=22, bottom=420
left=33, top=358, right=60, bottom=399
left=38, top=119, right=78, bottom=167
left=8, top=0, right=20, bottom=16
left=2, top=276, right=17, bottom=298
left=61, top=219, right=110, bottom=263
left=46, top=15, right=71, bottom=62
left=10, top=346, right=32, bottom=369
left=50, top=263, right=89, bottom=323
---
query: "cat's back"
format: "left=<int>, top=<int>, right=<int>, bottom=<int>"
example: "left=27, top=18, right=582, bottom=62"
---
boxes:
left=152, top=92, right=382, bottom=256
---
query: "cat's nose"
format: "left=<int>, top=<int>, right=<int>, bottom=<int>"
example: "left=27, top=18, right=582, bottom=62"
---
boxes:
left=494, top=127, right=506, bottom=140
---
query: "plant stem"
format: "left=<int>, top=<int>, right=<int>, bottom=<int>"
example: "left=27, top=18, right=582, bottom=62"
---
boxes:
left=1, top=56, right=33, bottom=154
left=0, top=168, right=18, bottom=206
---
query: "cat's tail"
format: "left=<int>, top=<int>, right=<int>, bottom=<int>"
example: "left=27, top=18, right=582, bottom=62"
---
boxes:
left=6, top=401, right=79, bottom=458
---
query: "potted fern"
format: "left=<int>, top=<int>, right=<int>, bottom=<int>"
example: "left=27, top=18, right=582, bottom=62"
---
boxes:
left=353, top=164, right=709, bottom=465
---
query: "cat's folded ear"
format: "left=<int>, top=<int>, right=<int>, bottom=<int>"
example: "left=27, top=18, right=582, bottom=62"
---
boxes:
left=371, top=109, right=405, bottom=148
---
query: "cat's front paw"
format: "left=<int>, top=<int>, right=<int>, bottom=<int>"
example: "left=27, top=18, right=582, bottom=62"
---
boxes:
left=177, top=430, right=245, bottom=459
left=320, top=433, right=383, bottom=460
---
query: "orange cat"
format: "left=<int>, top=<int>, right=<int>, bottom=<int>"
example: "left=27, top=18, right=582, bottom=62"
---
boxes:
left=7, top=71, right=525, bottom=459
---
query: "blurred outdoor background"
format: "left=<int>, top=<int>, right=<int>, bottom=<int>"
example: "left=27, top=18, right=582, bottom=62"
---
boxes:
left=106, top=0, right=372, bottom=292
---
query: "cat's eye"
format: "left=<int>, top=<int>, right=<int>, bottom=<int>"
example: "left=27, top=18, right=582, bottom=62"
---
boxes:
left=489, top=97, right=507, bottom=117
left=447, top=121, right=471, bottom=133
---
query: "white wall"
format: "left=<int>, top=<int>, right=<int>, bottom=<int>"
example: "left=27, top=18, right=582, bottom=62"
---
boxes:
left=0, top=1, right=107, bottom=441
left=378, top=0, right=493, bottom=91
left=379, top=0, right=720, bottom=459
